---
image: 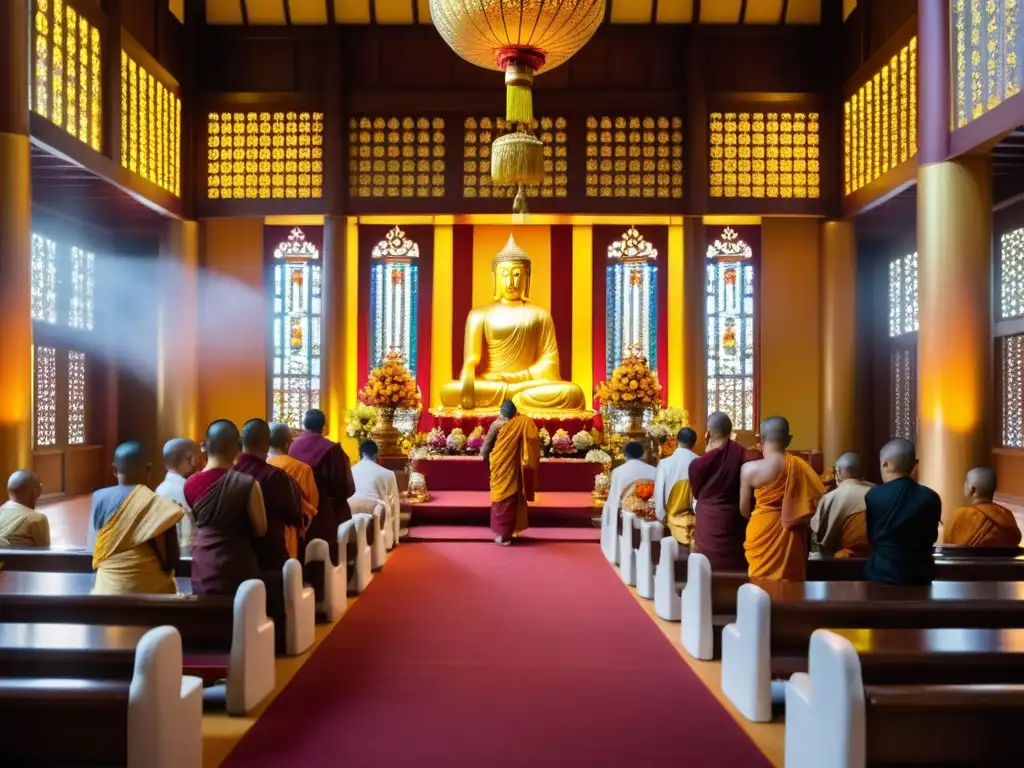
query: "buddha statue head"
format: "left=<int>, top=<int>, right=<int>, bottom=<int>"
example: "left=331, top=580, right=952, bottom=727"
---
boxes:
left=493, top=235, right=531, bottom=302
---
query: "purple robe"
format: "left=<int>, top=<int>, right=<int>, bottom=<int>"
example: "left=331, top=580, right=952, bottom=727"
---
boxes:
left=289, top=432, right=355, bottom=565
left=234, top=453, right=304, bottom=569
left=689, top=440, right=750, bottom=572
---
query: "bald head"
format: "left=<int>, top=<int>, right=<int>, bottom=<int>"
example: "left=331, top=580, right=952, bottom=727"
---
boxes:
left=880, top=438, right=917, bottom=479
left=834, top=452, right=863, bottom=482
left=242, top=419, right=271, bottom=458
left=269, top=422, right=293, bottom=453
left=759, top=416, right=791, bottom=450
left=966, top=466, right=998, bottom=502
left=114, top=441, right=150, bottom=485
left=707, top=411, right=733, bottom=440
left=7, top=470, right=42, bottom=509
left=206, top=420, right=241, bottom=460
left=163, top=438, right=199, bottom=477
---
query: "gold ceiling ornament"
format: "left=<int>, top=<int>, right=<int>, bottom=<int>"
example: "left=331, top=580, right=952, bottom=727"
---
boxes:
left=491, top=132, right=544, bottom=222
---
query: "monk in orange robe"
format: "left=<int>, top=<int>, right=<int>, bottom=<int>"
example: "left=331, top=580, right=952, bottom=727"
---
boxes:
left=944, top=467, right=1022, bottom=548
left=811, top=452, right=873, bottom=558
left=267, top=422, right=319, bottom=544
left=740, top=416, right=825, bottom=580
left=481, top=400, right=540, bottom=545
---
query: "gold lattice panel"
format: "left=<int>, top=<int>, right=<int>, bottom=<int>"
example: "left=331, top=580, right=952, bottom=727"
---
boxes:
left=120, top=51, right=180, bottom=196
left=845, top=36, right=917, bottom=196
left=585, top=116, right=683, bottom=198
left=349, top=117, right=445, bottom=198
left=206, top=111, right=324, bottom=200
left=32, top=0, right=102, bottom=151
left=709, top=111, right=820, bottom=199
left=463, top=117, right=567, bottom=199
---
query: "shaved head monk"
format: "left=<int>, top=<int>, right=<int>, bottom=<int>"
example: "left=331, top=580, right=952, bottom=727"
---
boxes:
left=155, top=437, right=201, bottom=547
left=943, top=467, right=1022, bottom=548
left=481, top=400, right=541, bottom=545
left=740, top=416, right=824, bottom=580
left=0, top=470, right=49, bottom=547
left=811, top=452, right=873, bottom=558
left=688, top=412, right=750, bottom=571
left=863, top=439, right=941, bottom=585
left=266, top=422, right=319, bottom=538
left=185, top=420, right=268, bottom=597
left=289, top=409, right=355, bottom=566
left=90, top=442, right=183, bottom=595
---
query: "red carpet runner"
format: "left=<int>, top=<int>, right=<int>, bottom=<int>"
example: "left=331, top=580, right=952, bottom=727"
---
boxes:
left=223, top=543, right=770, bottom=767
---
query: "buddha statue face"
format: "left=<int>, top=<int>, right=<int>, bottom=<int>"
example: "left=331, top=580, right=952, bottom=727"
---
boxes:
left=495, top=259, right=530, bottom=302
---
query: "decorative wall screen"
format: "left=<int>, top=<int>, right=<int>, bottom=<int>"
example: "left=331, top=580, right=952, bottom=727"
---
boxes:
left=1000, top=227, right=1024, bottom=320
left=954, top=0, right=1023, bottom=126
left=31, top=0, right=102, bottom=151
left=606, top=227, right=658, bottom=377
left=463, top=117, right=567, bottom=199
left=705, top=227, right=757, bottom=431
left=31, top=232, right=95, bottom=330
left=585, top=116, right=683, bottom=199
left=891, top=347, right=918, bottom=443
left=270, top=228, right=322, bottom=429
left=34, top=346, right=58, bottom=448
left=845, top=36, right=918, bottom=195
left=888, top=251, right=919, bottom=337
left=348, top=117, right=445, bottom=198
left=31, top=234, right=58, bottom=325
left=121, top=50, right=181, bottom=196
left=369, top=227, right=419, bottom=377
left=1000, top=334, right=1024, bottom=449
left=68, top=350, right=87, bottom=445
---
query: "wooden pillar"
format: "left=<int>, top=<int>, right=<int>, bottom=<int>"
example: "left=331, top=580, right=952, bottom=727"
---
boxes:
left=682, top=217, right=707, bottom=449
left=156, top=219, right=200, bottom=446
left=0, top=0, right=34, bottom=479
left=820, top=220, right=858, bottom=466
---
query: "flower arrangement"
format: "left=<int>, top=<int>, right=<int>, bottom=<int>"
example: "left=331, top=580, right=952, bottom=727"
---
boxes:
left=345, top=404, right=380, bottom=440
left=585, top=448, right=612, bottom=465
left=467, top=425, right=486, bottom=453
left=359, top=350, right=420, bottom=410
left=596, top=347, right=661, bottom=409
left=446, top=428, right=467, bottom=453
left=654, top=406, right=690, bottom=434
left=426, top=427, right=447, bottom=452
left=648, top=423, right=670, bottom=443
left=572, top=430, right=595, bottom=452
left=550, top=428, right=575, bottom=455
left=634, top=480, right=655, bottom=501
left=538, top=427, right=551, bottom=449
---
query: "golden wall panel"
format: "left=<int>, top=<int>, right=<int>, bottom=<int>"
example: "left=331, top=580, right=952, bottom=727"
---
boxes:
left=348, top=116, right=445, bottom=198
left=121, top=51, right=181, bottom=196
left=463, top=117, right=567, bottom=199
left=585, top=116, right=683, bottom=199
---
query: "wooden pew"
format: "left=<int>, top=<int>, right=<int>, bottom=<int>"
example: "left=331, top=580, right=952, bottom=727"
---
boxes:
left=600, top=495, right=623, bottom=565
left=722, top=579, right=1024, bottom=722
left=0, top=545, right=191, bottom=576
left=349, top=495, right=393, bottom=562
left=0, top=625, right=202, bottom=767
left=786, top=629, right=1024, bottom=767
left=0, top=571, right=275, bottom=715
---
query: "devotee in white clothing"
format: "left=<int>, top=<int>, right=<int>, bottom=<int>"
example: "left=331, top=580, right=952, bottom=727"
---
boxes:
left=654, top=428, right=700, bottom=543
left=0, top=470, right=49, bottom=547
left=351, top=439, right=400, bottom=530
left=155, top=438, right=201, bottom=547
left=603, top=441, right=657, bottom=523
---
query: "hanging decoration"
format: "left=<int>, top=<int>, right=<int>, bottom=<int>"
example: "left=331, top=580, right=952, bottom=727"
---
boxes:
left=429, top=0, right=605, bottom=218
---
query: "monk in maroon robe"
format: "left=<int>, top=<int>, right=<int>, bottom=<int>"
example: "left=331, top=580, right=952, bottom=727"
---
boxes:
left=289, top=409, right=355, bottom=566
left=689, top=411, right=750, bottom=572
left=235, top=418, right=304, bottom=568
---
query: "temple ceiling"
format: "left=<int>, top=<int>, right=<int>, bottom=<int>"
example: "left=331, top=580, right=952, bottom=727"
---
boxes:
left=202, top=0, right=830, bottom=26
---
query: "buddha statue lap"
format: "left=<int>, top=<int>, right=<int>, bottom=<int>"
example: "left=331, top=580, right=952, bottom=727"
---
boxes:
left=439, top=235, right=588, bottom=415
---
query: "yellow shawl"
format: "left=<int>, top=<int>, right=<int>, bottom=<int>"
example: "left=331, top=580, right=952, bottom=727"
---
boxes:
left=488, top=414, right=541, bottom=504
left=92, top=486, right=183, bottom=595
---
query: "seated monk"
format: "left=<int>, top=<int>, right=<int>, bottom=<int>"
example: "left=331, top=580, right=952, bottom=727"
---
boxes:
left=267, top=422, right=319, bottom=534
left=439, top=235, right=586, bottom=413
left=740, top=416, right=825, bottom=580
left=654, top=428, right=699, bottom=545
left=481, top=400, right=541, bottom=545
left=0, top=470, right=49, bottom=547
left=811, top=452, right=873, bottom=558
left=91, top=442, right=183, bottom=595
left=943, top=467, right=1022, bottom=548
left=864, top=439, right=941, bottom=585
left=689, top=412, right=749, bottom=572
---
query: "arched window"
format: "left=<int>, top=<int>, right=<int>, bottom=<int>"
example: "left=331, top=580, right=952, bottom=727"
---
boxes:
left=606, top=226, right=658, bottom=377
left=271, top=228, right=322, bottom=428
left=706, top=227, right=757, bottom=432
left=370, top=226, right=419, bottom=377
left=888, top=251, right=918, bottom=442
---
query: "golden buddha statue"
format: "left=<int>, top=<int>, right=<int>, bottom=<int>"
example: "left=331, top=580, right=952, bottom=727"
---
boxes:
left=439, top=235, right=588, bottom=414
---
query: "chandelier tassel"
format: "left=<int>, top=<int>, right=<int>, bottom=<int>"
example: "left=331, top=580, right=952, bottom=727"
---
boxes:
left=512, top=185, right=529, bottom=223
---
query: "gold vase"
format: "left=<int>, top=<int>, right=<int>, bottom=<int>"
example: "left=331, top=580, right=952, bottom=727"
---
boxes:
left=591, top=466, right=611, bottom=504
left=625, top=407, right=646, bottom=444
left=371, top=407, right=402, bottom=457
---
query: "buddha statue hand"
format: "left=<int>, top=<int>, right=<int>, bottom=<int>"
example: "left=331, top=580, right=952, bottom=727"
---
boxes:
left=460, top=364, right=478, bottom=411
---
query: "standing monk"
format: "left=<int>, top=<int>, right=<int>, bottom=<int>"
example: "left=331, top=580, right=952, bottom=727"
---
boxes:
left=289, top=409, right=355, bottom=565
left=863, top=439, right=941, bottom=585
left=943, top=467, right=1021, bottom=548
left=689, top=412, right=749, bottom=571
left=740, top=416, right=824, bottom=580
left=811, top=452, right=873, bottom=557
left=481, top=400, right=540, bottom=545
left=267, top=422, right=319, bottom=533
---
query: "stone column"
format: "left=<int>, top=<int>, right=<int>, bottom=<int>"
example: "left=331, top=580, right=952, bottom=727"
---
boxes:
left=156, top=219, right=200, bottom=447
left=0, top=0, right=34, bottom=479
left=820, top=220, right=858, bottom=466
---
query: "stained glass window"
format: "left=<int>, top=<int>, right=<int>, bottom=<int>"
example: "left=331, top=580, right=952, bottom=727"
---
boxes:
left=68, top=350, right=86, bottom=445
left=70, top=246, right=94, bottom=330
left=121, top=51, right=180, bottom=196
left=1000, top=228, right=1024, bottom=320
left=1000, top=334, right=1024, bottom=448
left=31, top=233, right=58, bottom=325
left=348, top=117, right=445, bottom=198
left=606, top=227, right=658, bottom=376
left=206, top=110, right=325, bottom=200
left=31, top=0, right=102, bottom=151
left=370, top=227, right=419, bottom=376
left=585, top=116, right=683, bottom=199
left=706, top=227, right=757, bottom=431
left=888, top=251, right=919, bottom=337
left=954, top=0, right=1021, bottom=126
left=463, top=117, right=567, bottom=199
left=271, top=228, right=322, bottom=429
left=891, top=347, right=918, bottom=442
left=34, top=346, right=57, bottom=448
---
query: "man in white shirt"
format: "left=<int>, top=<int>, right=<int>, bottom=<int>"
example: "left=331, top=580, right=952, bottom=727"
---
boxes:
left=601, top=441, right=657, bottom=563
left=0, top=470, right=49, bottom=547
left=654, top=428, right=700, bottom=543
left=154, top=437, right=200, bottom=547
left=351, top=439, right=400, bottom=539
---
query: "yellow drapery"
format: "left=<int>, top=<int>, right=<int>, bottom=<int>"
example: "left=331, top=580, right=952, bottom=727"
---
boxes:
left=488, top=414, right=541, bottom=504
